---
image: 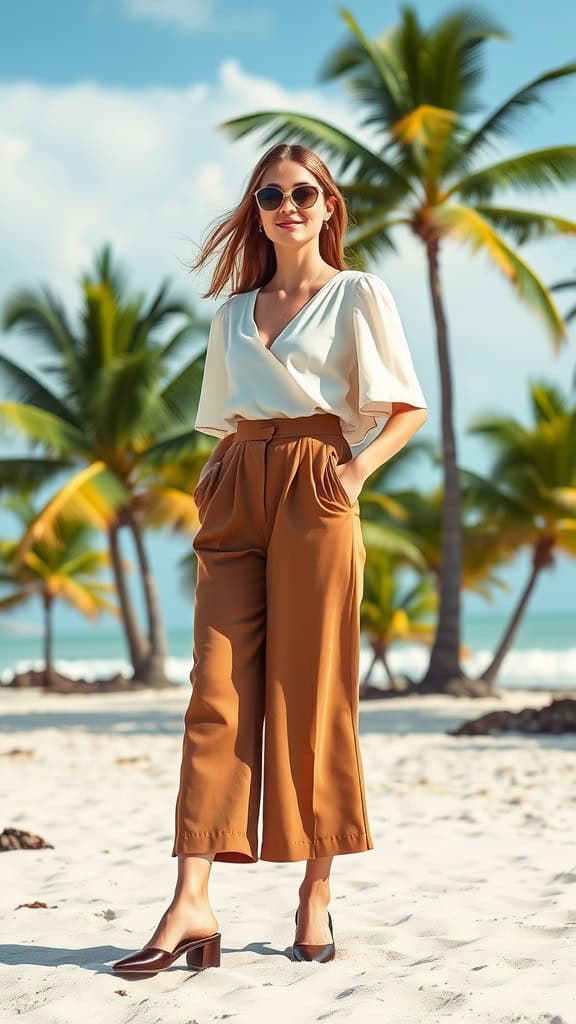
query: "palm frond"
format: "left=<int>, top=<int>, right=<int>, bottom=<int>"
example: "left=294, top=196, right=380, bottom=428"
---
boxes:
left=154, top=360, right=204, bottom=431
left=446, top=145, right=576, bottom=201
left=461, top=63, right=576, bottom=162
left=131, top=281, right=192, bottom=353
left=0, top=402, right=89, bottom=455
left=83, top=243, right=129, bottom=305
left=528, top=380, right=570, bottom=422
left=2, top=286, right=80, bottom=384
left=218, top=110, right=416, bottom=195
left=318, top=7, right=407, bottom=119
left=14, top=462, right=127, bottom=563
left=0, top=354, right=79, bottom=424
left=424, top=7, right=507, bottom=111
left=0, top=457, right=73, bottom=494
left=158, top=317, right=212, bottom=362
left=344, top=214, right=407, bottom=261
left=86, top=350, right=166, bottom=446
left=436, top=203, right=566, bottom=344
left=473, top=205, right=576, bottom=245
left=137, top=429, right=207, bottom=468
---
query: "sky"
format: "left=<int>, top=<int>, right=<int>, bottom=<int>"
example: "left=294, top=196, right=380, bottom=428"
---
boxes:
left=0, top=0, right=575, bottom=638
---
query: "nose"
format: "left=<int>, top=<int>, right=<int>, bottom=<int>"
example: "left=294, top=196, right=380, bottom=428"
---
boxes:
left=278, top=195, right=298, bottom=216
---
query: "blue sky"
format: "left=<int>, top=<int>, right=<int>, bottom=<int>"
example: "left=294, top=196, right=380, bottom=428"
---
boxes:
left=2, top=0, right=576, bottom=110
left=1, top=0, right=575, bottom=637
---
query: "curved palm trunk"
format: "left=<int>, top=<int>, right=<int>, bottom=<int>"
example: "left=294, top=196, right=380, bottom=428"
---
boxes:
left=419, top=239, right=466, bottom=692
left=43, top=591, right=55, bottom=688
left=360, top=645, right=379, bottom=692
left=108, top=522, right=149, bottom=677
left=479, top=544, right=548, bottom=686
left=381, top=646, right=402, bottom=690
left=126, top=510, right=168, bottom=687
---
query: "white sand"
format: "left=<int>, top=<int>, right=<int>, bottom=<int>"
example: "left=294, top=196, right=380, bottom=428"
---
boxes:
left=1, top=684, right=575, bottom=1024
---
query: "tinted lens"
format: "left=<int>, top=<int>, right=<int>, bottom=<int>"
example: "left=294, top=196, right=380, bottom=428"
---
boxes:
left=292, top=186, right=319, bottom=208
left=256, top=187, right=284, bottom=211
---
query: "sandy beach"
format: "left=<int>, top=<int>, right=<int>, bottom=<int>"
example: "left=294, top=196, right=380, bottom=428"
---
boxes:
left=1, top=684, right=575, bottom=1023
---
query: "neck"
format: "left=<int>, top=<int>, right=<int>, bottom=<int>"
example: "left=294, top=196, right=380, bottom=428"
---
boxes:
left=265, top=256, right=335, bottom=294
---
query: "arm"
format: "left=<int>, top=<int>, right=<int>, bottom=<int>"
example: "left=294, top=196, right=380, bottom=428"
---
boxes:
left=339, top=272, right=429, bottom=501
left=348, top=403, right=428, bottom=493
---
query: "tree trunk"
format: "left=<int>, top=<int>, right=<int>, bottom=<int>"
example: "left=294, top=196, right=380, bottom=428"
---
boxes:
left=108, top=522, right=149, bottom=677
left=360, top=646, right=379, bottom=695
left=479, top=542, right=551, bottom=685
left=126, top=509, right=169, bottom=687
left=381, top=647, right=403, bottom=691
left=418, top=239, right=467, bottom=693
left=43, top=591, right=55, bottom=689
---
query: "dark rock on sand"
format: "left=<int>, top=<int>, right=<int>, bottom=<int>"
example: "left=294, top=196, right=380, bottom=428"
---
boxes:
left=3, top=668, right=176, bottom=693
left=448, top=697, right=576, bottom=736
left=0, top=827, right=54, bottom=851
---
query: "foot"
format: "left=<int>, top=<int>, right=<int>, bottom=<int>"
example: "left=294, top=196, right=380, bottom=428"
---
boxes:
left=144, top=897, right=219, bottom=954
left=294, top=900, right=333, bottom=945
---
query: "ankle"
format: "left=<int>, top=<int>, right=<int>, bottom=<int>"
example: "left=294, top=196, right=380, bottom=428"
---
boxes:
left=172, top=889, right=211, bottom=909
left=298, top=881, right=331, bottom=905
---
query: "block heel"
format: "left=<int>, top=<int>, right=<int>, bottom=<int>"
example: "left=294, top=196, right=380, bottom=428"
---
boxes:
left=186, top=933, right=221, bottom=970
left=112, top=931, right=222, bottom=975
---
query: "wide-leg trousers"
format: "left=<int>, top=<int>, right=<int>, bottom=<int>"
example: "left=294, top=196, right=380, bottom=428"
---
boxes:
left=172, top=412, right=374, bottom=863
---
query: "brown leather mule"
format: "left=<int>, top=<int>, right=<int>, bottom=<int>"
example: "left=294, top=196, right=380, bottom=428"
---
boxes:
left=111, top=931, right=221, bottom=976
left=292, top=908, right=335, bottom=963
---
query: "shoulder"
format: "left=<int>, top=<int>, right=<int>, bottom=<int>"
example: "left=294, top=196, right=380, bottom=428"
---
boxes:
left=216, top=289, right=251, bottom=322
left=337, top=269, right=393, bottom=298
left=209, top=296, right=234, bottom=329
left=339, top=270, right=397, bottom=313
left=351, top=270, right=393, bottom=299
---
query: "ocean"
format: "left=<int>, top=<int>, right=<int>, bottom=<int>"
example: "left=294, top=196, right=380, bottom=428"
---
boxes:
left=0, top=611, right=574, bottom=691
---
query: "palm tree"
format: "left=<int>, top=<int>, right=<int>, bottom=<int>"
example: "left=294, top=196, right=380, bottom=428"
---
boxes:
left=218, top=6, right=576, bottom=692
left=0, top=244, right=214, bottom=685
left=464, top=380, right=576, bottom=686
left=360, top=549, right=437, bottom=694
left=369, top=480, right=522, bottom=695
left=0, top=497, right=117, bottom=688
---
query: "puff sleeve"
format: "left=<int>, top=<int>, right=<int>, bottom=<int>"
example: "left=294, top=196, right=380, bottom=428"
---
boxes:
left=353, top=273, right=428, bottom=422
left=194, top=303, right=232, bottom=438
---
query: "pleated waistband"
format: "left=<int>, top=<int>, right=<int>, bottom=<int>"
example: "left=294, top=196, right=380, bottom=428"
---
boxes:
left=232, top=413, right=344, bottom=441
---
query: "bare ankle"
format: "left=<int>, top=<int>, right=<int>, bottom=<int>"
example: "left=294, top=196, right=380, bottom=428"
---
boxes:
left=173, top=889, right=211, bottom=910
left=298, top=880, right=331, bottom=905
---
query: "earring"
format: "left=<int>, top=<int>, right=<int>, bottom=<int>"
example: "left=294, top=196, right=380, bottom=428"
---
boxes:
left=324, top=221, right=329, bottom=230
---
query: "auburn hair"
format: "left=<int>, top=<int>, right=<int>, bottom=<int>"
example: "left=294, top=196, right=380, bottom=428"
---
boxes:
left=188, top=143, right=350, bottom=299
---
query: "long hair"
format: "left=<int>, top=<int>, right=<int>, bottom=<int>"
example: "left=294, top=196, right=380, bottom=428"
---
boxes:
left=188, top=143, right=350, bottom=299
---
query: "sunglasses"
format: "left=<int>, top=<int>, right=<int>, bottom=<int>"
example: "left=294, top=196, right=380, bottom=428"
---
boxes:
left=253, top=184, right=325, bottom=212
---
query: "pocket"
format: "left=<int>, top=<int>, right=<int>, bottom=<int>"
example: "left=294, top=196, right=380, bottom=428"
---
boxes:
left=325, top=449, right=353, bottom=508
left=193, top=459, right=223, bottom=509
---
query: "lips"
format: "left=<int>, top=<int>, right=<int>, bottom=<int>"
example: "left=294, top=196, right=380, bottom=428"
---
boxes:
left=277, top=221, right=302, bottom=226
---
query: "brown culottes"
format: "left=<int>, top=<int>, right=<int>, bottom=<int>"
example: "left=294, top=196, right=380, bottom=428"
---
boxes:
left=172, top=412, right=373, bottom=863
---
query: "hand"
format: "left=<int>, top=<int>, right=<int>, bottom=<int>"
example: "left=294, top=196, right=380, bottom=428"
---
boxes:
left=333, top=456, right=366, bottom=506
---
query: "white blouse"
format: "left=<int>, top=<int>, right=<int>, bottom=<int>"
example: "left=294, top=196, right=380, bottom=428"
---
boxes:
left=194, top=269, right=428, bottom=448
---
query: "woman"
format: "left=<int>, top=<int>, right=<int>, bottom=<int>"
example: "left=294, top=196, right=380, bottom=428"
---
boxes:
left=112, top=142, right=428, bottom=975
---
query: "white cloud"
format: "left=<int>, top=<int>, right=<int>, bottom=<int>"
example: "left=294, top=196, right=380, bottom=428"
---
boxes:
left=122, top=0, right=270, bottom=34
left=0, top=61, right=375, bottom=312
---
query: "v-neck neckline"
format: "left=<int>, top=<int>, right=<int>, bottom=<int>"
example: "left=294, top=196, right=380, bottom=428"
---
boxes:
left=249, top=270, right=348, bottom=351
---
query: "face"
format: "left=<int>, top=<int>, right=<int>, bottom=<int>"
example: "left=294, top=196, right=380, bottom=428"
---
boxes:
left=255, top=160, right=336, bottom=246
